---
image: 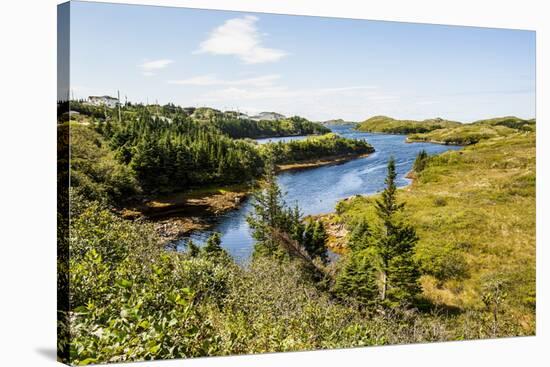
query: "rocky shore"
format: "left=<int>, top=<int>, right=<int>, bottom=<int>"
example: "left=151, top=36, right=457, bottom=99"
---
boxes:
left=120, top=187, right=249, bottom=244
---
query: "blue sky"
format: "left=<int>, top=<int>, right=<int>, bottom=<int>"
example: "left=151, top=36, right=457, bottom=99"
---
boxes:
left=69, top=1, right=535, bottom=122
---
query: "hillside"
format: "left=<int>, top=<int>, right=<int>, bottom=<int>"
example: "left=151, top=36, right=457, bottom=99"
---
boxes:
left=407, top=116, right=535, bottom=145
left=321, top=119, right=357, bottom=127
left=335, top=130, right=536, bottom=331
left=356, top=115, right=461, bottom=134
left=473, top=116, right=536, bottom=130
left=250, top=111, right=286, bottom=121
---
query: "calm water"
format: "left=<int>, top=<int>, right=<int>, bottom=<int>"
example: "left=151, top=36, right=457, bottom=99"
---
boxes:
left=177, top=125, right=461, bottom=262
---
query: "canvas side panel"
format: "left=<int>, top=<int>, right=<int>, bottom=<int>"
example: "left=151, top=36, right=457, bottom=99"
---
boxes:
left=57, top=2, right=70, bottom=365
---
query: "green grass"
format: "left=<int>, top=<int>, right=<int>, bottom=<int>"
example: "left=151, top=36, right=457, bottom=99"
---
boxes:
left=356, top=115, right=461, bottom=134
left=336, top=131, right=536, bottom=332
left=407, top=116, right=535, bottom=145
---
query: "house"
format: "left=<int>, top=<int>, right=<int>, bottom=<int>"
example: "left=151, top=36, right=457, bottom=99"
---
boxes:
left=88, top=95, right=119, bottom=108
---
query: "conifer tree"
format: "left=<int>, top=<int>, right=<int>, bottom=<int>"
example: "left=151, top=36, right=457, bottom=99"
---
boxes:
left=203, top=232, right=223, bottom=254
left=201, top=232, right=231, bottom=263
left=186, top=239, right=200, bottom=258
left=334, top=247, right=380, bottom=306
left=413, top=149, right=429, bottom=173
left=335, top=157, right=420, bottom=307
left=303, top=220, right=329, bottom=263
left=247, top=156, right=288, bottom=258
left=373, top=157, right=420, bottom=304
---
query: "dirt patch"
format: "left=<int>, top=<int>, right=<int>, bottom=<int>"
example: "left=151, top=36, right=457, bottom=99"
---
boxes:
left=308, top=213, right=349, bottom=255
left=120, top=186, right=250, bottom=244
left=154, top=217, right=210, bottom=244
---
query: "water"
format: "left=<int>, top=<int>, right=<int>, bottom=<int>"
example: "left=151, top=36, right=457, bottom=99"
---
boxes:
left=177, top=125, right=461, bottom=262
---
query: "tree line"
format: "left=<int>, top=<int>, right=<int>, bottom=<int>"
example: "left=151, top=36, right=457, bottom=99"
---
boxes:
left=67, top=102, right=373, bottom=198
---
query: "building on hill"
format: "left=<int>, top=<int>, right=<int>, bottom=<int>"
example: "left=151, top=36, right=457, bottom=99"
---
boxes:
left=88, top=95, right=119, bottom=108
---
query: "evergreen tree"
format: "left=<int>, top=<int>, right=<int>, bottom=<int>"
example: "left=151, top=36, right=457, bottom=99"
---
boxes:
left=347, top=218, right=371, bottom=252
left=187, top=239, right=200, bottom=258
left=203, top=232, right=223, bottom=254
left=334, top=247, right=380, bottom=307
left=247, top=156, right=295, bottom=258
left=201, top=232, right=231, bottom=263
left=289, top=204, right=305, bottom=245
left=335, top=157, right=421, bottom=307
left=373, top=156, right=420, bottom=304
left=413, top=149, right=429, bottom=173
left=303, top=220, right=328, bottom=263
left=312, top=221, right=329, bottom=263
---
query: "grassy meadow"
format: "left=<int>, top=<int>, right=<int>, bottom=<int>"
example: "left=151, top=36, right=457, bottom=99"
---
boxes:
left=335, top=130, right=536, bottom=330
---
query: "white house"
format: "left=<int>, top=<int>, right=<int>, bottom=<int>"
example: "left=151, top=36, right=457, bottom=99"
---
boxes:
left=88, top=95, right=119, bottom=108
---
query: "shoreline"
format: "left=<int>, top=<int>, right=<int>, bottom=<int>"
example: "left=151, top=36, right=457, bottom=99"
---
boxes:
left=122, top=152, right=374, bottom=244
left=317, top=169, right=418, bottom=255
left=120, top=185, right=250, bottom=244
left=405, top=137, right=468, bottom=146
left=276, top=152, right=373, bottom=172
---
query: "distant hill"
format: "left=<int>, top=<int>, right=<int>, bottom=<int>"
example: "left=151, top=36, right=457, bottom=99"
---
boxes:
left=471, top=116, right=535, bottom=130
left=407, top=116, right=535, bottom=145
left=321, top=119, right=357, bottom=126
left=356, top=115, right=461, bottom=134
left=190, top=107, right=223, bottom=120
left=250, top=112, right=286, bottom=121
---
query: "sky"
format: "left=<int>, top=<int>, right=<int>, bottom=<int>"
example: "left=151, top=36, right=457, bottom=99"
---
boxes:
left=69, top=1, right=536, bottom=122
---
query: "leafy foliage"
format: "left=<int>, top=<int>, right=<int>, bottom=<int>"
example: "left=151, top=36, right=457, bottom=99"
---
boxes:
left=69, top=123, right=139, bottom=203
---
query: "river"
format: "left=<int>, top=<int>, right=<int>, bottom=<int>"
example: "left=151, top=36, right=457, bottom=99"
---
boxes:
left=177, top=125, right=461, bottom=262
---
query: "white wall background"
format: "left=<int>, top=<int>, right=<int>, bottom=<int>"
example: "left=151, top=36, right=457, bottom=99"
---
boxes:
left=0, top=0, right=547, bottom=365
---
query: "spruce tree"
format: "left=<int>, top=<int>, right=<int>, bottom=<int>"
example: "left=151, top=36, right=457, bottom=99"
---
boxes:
left=247, top=156, right=288, bottom=258
left=413, top=149, right=429, bottom=173
left=311, top=220, right=329, bottom=263
left=373, top=156, right=420, bottom=305
left=201, top=232, right=231, bottom=263
left=186, top=239, right=200, bottom=258
left=335, top=157, right=420, bottom=307
left=203, top=232, right=223, bottom=254
left=334, top=247, right=380, bottom=306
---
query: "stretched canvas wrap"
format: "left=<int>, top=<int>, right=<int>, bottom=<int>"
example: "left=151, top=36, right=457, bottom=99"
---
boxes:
left=57, top=1, right=536, bottom=365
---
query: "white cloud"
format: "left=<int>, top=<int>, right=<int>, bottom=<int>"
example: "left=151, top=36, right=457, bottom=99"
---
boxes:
left=167, top=74, right=280, bottom=87
left=138, top=59, right=174, bottom=76
left=197, top=84, right=381, bottom=102
left=195, top=16, right=287, bottom=64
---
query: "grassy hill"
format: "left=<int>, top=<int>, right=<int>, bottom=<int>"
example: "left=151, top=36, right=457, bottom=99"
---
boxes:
left=473, top=116, right=536, bottom=130
left=321, top=119, right=358, bottom=127
left=335, top=130, right=536, bottom=332
left=407, top=116, right=535, bottom=145
left=356, top=115, right=461, bottom=134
